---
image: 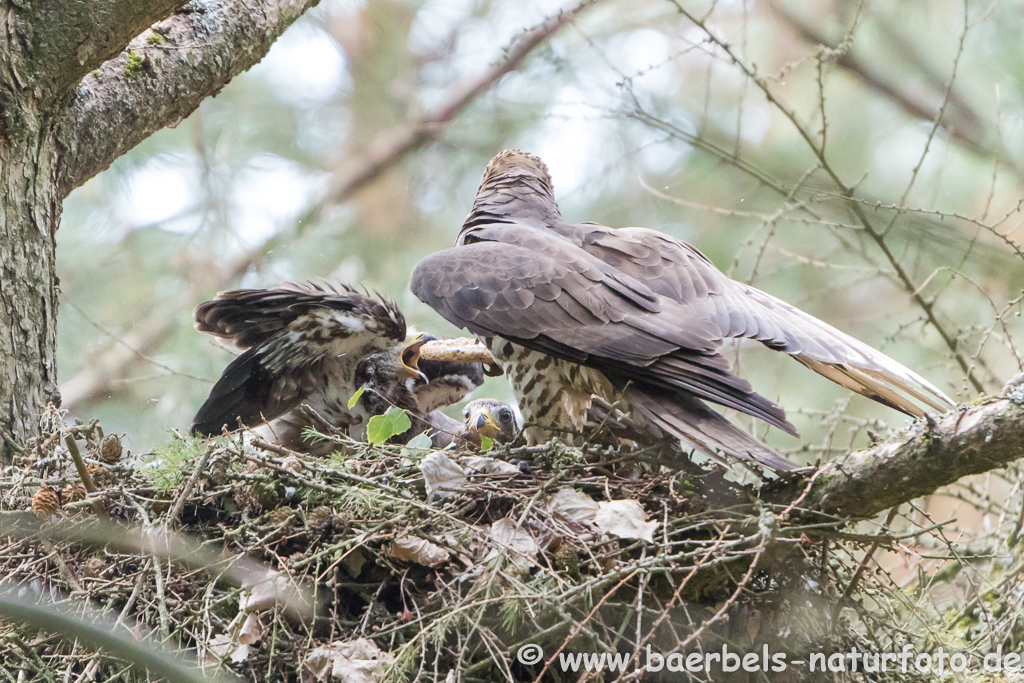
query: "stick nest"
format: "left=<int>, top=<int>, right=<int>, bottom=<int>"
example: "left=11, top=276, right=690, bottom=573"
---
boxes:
left=0, top=407, right=1018, bottom=682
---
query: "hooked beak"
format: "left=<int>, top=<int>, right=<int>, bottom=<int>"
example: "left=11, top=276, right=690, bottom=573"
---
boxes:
left=401, top=335, right=430, bottom=385
left=471, top=409, right=501, bottom=439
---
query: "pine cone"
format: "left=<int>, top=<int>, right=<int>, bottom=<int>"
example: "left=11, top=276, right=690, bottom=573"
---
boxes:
left=32, top=485, right=61, bottom=518
left=83, top=556, right=107, bottom=578
left=553, top=544, right=581, bottom=580
left=62, top=483, right=87, bottom=504
left=280, top=455, right=303, bottom=475
left=99, top=434, right=122, bottom=464
left=307, top=506, right=335, bottom=530
left=252, top=481, right=279, bottom=510
left=207, top=457, right=228, bottom=485
left=332, top=510, right=353, bottom=532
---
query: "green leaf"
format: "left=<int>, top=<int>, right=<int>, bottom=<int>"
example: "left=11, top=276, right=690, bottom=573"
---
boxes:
left=405, top=432, right=433, bottom=450
left=366, top=407, right=412, bottom=445
left=479, top=436, right=494, bottom=452
left=347, top=386, right=366, bottom=409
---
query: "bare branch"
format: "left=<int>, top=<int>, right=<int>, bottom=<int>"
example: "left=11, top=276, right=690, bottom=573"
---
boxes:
left=20, top=0, right=187, bottom=99
left=674, top=3, right=988, bottom=395
left=320, top=0, right=599, bottom=208
left=58, top=312, right=177, bottom=409
left=769, top=1, right=991, bottom=158
left=769, top=393, right=1024, bottom=519
left=55, top=0, right=322, bottom=195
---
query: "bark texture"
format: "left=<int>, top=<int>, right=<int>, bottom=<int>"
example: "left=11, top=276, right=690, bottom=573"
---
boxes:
left=16, top=0, right=189, bottom=99
left=1, top=0, right=63, bottom=458
left=765, top=393, right=1024, bottom=519
left=0, top=136, right=61, bottom=459
left=57, top=0, right=323, bottom=193
left=0, top=0, right=320, bottom=460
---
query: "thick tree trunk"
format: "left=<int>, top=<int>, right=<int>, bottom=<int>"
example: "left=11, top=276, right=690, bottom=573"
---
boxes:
left=0, top=138, right=62, bottom=461
left=0, top=8, right=62, bottom=461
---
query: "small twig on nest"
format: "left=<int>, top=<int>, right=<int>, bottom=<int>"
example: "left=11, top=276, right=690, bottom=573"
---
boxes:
left=130, top=500, right=171, bottom=641
left=167, top=444, right=214, bottom=528
left=63, top=435, right=106, bottom=518
left=1, top=430, right=24, bottom=454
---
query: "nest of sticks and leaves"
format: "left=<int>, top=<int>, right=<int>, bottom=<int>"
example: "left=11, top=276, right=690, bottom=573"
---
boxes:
left=1, top=405, right=1023, bottom=683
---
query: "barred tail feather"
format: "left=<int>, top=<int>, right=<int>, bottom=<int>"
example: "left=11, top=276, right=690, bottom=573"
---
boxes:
left=745, top=287, right=955, bottom=415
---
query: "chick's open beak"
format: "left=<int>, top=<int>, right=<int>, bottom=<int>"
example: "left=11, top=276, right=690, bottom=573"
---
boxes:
left=471, top=410, right=501, bottom=439
left=403, top=364, right=429, bottom=385
left=401, top=335, right=430, bottom=385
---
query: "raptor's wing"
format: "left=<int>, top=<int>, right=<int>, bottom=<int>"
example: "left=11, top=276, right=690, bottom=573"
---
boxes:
left=574, top=223, right=954, bottom=416
left=191, top=284, right=406, bottom=436
left=410, top=225, right=795, bottom=436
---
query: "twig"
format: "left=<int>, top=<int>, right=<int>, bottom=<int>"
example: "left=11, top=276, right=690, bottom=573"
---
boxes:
left=673, top=2, right=986, bottom=394
left=166, top=444, right=214, bottom=528
left=63, top=435, right=106, bottom=518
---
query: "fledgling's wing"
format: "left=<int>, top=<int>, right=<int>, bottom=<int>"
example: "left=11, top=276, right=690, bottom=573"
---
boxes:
left=191, top=284, right=406, bottom=436
left=194, top=282, right=405, bottom=349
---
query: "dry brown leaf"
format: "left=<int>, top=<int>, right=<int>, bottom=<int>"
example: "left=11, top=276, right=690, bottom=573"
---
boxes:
left=239, top=570, right=293, bottom=613
left=420, top=452, right=466, bottom=499
left=207, top=634, right=250, bottom=664
left=342, top=548, right=368, bottom=578
left=487, top=518, right=539, bottom=568
left=391, top=535, right=449, bottom=568
left=547, top=488, right=600, bottom=524
left=302, top=638, right=394, bottom=683
left=238, top=613, right=264, bottom=645
left=594, top=500, right=658, bottom=543
left=460, top=456, right=519, bottom=475
left=206, top=613, right=264, bottom=664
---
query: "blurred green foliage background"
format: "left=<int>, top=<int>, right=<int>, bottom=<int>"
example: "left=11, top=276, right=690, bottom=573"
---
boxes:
left=57, top=0, right=1024, bottom=458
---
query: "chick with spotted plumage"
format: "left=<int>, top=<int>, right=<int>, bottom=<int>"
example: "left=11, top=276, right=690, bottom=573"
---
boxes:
left=190, top=282, right=496, bottom=453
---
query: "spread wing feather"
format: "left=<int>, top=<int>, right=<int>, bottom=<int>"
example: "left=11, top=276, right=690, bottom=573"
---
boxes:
left=575, top=224, right=954, bottom=415
left=192, top=284, right=407, bottom=436
left=192, top=347, right=303, bottom=436
left=194, top=282, right=405, bottom=350
left=626, top=389, right=796, bottom=471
